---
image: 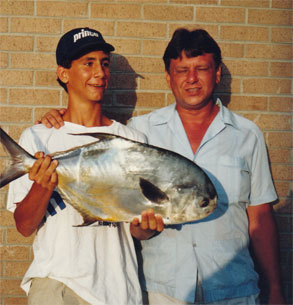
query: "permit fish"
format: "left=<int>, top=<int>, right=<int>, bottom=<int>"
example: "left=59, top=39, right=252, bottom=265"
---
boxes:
left=0, top=127, right=217, bottom=225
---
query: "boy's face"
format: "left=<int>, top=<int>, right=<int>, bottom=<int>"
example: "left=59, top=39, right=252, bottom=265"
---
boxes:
left=61, top=50, right=110, bottom=103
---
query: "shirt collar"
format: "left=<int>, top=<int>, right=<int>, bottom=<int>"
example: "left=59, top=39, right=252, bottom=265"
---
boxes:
left=149, top=98, right=239, bottom=130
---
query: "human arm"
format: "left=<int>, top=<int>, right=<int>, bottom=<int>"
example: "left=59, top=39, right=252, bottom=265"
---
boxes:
left=247, top=203, right=285, bottom=305
left=35, top=108, right=66, bottom=129
left=130, top=209, right=164, bottom=240
left=14, top=152, right=58, bottom=237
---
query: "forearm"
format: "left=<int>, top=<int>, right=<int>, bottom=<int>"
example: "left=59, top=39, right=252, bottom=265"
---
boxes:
left=247, top=204, right=284, bottom=302
left=14, top=182, right=53, bottom=237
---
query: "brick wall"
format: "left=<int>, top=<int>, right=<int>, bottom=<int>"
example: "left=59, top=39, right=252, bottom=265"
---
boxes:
left=0, top=0, right=292, bottom=304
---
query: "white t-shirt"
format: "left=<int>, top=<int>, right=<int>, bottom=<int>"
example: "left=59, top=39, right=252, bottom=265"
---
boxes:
left=7, top=121, right=146, bottom=305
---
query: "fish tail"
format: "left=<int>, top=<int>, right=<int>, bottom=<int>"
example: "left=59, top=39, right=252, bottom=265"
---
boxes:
left=0, top=127, right=34, bottom=188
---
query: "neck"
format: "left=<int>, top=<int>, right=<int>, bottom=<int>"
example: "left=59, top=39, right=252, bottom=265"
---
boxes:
left=63, top=101, right=112, bottom=127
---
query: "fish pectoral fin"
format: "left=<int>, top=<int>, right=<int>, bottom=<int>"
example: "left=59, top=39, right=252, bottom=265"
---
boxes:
left=139, top=177, right=169, bottom=204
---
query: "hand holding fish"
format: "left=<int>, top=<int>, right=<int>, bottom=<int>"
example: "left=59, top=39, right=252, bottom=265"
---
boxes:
left=29, top=152, right=59, bottom=191
left=130, top=209, right=164, bottom=240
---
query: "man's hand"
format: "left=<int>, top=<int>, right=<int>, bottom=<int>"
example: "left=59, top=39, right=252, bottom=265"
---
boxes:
left=130, top=209, right=164, bottom=240
left=29, top=152, right=58, bottom=191
left=35, top=108, right=66, bottom=129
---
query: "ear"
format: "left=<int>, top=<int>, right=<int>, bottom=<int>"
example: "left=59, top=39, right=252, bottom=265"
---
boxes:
left=215, top=65, right=221, bottom=84
left=165, top=70, right=171, bottom=89
left=57, top=66, right=69, bottom=84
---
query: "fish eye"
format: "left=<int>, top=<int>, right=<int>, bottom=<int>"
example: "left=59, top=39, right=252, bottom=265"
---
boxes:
left=200, top=198, right=210, bottom=208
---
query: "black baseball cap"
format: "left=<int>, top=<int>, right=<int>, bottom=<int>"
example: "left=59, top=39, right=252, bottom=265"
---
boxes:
left=56, top=27, right=115, bottom=66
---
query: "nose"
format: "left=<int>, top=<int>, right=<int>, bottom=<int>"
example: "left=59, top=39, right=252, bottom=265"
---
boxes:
left=93, top=63, right=106, bottom=79
left=186, top=69, right=198, bottom=83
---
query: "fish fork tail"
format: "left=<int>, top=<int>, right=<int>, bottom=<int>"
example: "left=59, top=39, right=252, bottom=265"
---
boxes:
left=0, top=127, right=34, bottom=188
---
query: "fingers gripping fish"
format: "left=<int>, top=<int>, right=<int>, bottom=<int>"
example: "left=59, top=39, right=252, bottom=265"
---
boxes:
left=0, top=127, right=217, bottom=225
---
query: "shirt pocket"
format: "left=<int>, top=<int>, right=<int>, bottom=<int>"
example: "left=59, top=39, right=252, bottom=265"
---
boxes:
left=213, top=155, right=251, bottom=203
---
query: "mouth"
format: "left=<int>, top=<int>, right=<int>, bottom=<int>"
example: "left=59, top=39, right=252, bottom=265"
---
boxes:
left=186, top=87, right=201, bottom=94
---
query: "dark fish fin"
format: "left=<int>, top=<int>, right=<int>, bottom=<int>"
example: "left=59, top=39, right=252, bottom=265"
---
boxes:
left=0, top=127, right=35, bottom=188
left=139, top=177, right=169, bottom=204
left=68, top=132, right=118, bottom=141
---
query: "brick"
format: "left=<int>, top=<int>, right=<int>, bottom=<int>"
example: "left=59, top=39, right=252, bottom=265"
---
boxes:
left=0, top=88, right=7, bottom=103
left=270, top=62, right=293, bottom=77
left=10, top=89, right=60, bottom=106
left=219, top=43, right=244, bottom=58
left=0, top=107, right=32, bottom=123
left=197, top=7, right=245, bottom=23
left=118, top=0, right=165, bottom=2
left=0, top=36, right=33, bottom=51
left=269, top=97, right=292, bottom=112
left=109, top=73, right=140, bottom=90
left=108, top=39, right=140, bottom=55
left=271, top=164, right=292, bottom=181
left=169, top=24, right=218, bottom=40
left=216, top=76, right=241, bottom=94
left=37, top=1, right=88, bottom=17
left=224, top=60, right=268, bottom=76
left=272, top=27, right=293, bottom=43
left=115, top=92, right=165, bottom=108
left=5, top=261, right=31, bottom=278
left=268, top=132, right=292, bottom=148
left=11, top=18, right=61, bottom=34
left=144, top=5, right=193, bottom=21
left=248, top=9, right=292, bottom=25
left=142, top=40, right=167, bottom=56
left=11, top=53, right=55, bottom=70
left=248, top=113, right=291, bottom=130
left=0, top=17, right=8, bottom=32
left=0, top=52, right=8, bottom=68
left=2, top=297, right=28, bottom=305
left=63, top=20, right=115, bottom=36
left=227, top=96, right=268, bottom=111
left=0, top=246, right=30, bottom=261
left=0, top=279, right=24, bottom=295
left=117, top=22, right=166, bottom=38
left=269, top=148, right=291, bottom=163
left=0, top=1, right=34, bottom=16
left=35, top=71, right=59, bottom=87
left=170, top=0, right=217, bottom=3
left=0, top=192, right=8, bottom=209
left=122, top=56, right=164, bottom=73
left=243, top=78, right=291, bottom=94
left=140, top=74, right=169, bottom=90
left=6, top=228, right=35, bottom=245
left=0, top=210, right=15, bottom=226
left=274, top=181, right=291, bottom=198
left=36, top=36, right=59, bottom=52
left=272, top=0, right=293, bottom=9
left=221, top=26, right=269, bottom=42
left=246, top=44, right=292, bottom=60
left=0, top=71, right=33, bottom=86
left=221, top=0, right=269, bottom=7
left=91, top=4, right=141, bottom=19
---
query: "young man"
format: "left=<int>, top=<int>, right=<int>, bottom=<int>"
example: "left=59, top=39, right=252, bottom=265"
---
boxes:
left=7, top=27, right=145, bottom=305
left=39, top=29, right=284, bottom=305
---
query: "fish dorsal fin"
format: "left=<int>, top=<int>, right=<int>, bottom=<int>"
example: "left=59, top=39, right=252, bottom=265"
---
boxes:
left=69, top=133, right=118, bottom=141
left=139, top=177, right=169, bottom=204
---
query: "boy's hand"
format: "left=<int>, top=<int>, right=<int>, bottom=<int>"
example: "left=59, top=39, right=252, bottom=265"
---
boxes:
left=35, top=108, right=66, bottom=129
left=130, top=209, right=164, bottom=240
left=29, top=152, right=58, bottom=191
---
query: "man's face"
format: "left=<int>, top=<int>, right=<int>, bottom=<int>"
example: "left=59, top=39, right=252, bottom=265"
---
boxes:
left=166, top=52, right=221, bottom=110
left=62, top=50, right=110, bottom=103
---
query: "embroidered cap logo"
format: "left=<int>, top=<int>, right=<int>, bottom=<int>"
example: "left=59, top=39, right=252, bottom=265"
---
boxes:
left=73, top=29, right=99, bottom=43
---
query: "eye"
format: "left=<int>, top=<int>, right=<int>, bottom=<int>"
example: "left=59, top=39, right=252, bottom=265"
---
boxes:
left=200, top=198, right=210, bottom=208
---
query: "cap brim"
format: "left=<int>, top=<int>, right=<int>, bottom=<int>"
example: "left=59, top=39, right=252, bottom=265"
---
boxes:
left=71, top=42, right=115, bottom=60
